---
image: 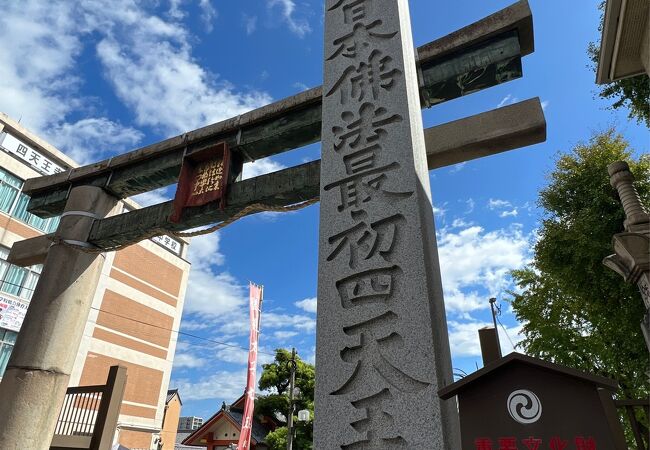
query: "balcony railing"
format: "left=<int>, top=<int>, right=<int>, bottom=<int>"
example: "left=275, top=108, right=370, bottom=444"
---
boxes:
left=50, top=365, right=127, bottom=450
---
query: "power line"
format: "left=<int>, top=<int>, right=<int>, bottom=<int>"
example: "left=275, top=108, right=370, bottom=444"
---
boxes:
left=495, top=312, right=516, bottom=349
left=0, top=277, right=276, bottom=357
left=88, top=306, right=276, bottom=356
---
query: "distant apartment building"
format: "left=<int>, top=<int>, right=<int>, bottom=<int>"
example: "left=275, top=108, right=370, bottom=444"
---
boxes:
left=178, top=416, right=204, bottom=431
left=0, top=112, right=191, bottom=449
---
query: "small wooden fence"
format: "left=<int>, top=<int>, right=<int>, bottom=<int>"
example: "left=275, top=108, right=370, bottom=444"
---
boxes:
left=50, top=365, right=127, bottom=450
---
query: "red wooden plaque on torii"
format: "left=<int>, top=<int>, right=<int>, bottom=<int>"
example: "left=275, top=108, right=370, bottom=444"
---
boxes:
left=170, top=142, right=231, bottom=223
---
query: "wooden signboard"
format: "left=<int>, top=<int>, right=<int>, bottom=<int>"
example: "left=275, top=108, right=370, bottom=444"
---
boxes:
left=170, top=142, right=231, bottom=223
left=438, top=353, right=628, bottom=450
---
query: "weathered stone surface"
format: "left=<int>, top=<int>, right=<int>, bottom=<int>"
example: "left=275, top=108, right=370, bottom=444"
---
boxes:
left=315, top=1, right=460, bottom=448
left=0, top=186, right=118, bottom=450
left=5, top=99, right=544, bottom=253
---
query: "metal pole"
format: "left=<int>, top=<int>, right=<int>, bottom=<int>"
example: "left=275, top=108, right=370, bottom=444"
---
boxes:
left=286, top=348, right=297, bottom=450
left=489, top=298, right=503, bottom=357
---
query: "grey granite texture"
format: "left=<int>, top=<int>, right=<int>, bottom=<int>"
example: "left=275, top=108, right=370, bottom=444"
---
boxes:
left=315, top=0, right=461, bottom=448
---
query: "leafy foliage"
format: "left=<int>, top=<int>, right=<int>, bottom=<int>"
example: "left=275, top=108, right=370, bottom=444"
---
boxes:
left=588, top=3, right=650, bottom=126
left=256, top=349, right=314, bottom=450
left=588, top=42, right=650, bottom=126
left=265, top=426, right=288, bottom=449
left=509, top=131, right=649, bottom=442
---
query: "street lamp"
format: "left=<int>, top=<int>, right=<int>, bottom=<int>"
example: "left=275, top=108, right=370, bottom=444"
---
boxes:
left=297, top=409, right=310, bottom=422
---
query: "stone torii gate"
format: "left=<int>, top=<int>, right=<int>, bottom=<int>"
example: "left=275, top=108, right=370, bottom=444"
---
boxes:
left=0, top=1, right=545, bottom=448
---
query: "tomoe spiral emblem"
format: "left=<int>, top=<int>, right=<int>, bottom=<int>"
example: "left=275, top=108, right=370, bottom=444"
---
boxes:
left=507, top=389, right=542, bottom=424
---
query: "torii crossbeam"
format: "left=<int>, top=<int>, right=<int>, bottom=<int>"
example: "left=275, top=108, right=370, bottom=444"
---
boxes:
left=0, top=1, right=545, bottom=448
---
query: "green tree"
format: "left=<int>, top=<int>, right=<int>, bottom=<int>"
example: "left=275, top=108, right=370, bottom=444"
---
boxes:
left=589, top=3, right=650, bottom=126
left=256, top=349, right=315, bottom=450
left=509, top=131, right=649, bottom=441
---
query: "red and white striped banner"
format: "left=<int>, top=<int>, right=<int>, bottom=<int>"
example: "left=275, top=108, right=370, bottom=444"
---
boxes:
left=237, top=282, right=263, bottom=450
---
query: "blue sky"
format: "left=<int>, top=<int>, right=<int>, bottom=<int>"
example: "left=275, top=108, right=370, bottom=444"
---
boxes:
left=0, top=0, right=647, bottom=419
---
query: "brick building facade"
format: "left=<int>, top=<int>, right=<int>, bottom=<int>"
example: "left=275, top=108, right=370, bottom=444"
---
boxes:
left=0, top=112, right=191, bottom=449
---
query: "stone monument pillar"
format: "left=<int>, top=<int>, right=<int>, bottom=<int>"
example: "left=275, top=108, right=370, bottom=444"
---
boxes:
left=315, top=0, right=460, bottom=448
left=603, top=161, right=650, bottom=349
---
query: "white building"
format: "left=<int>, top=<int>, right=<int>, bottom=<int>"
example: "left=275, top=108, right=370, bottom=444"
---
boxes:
left=178, top=416, right=205, bottom=431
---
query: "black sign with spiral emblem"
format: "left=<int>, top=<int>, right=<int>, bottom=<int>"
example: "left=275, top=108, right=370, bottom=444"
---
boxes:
left=438, top=353, right=628, bottom=450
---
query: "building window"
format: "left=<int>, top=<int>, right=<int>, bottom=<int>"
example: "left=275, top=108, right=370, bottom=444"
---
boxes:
left=0, top=247, right=41, bottom=300
left=12, top=193, right=60, bottom=233
left=0, top=169, right=22, bottom=213
left=0, top=168, right=60, bottom=234
left=0, top=328, right=17, bottom=378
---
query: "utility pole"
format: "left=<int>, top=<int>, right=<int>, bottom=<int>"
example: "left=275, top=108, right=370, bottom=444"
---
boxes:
left=489, top=298, right=503, bottom=358
left=286, top=347, right=297, bottom=450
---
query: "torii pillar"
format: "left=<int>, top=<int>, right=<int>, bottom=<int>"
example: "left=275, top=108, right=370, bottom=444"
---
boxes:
left=0, top=186, right=118, bottom=449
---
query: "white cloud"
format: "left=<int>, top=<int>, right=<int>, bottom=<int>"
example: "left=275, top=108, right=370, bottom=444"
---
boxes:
left=262, top=312, right=316, bottom=332
left=0, top=1, right=80, bottom=133
left=175, top=370, right=248, bottom=400
left=188, top=232, right=225, bottom=268
left=173, top=352, right=205, bottom=368
left=451, top=218, right=472, bottom=229
left=179, top=320, right=212, bottom=331
left=488, top=198, right=512, bottom=209
left=488, top=199, right=520, bottom=219
left=541, top=100, right=550, bottom=111
left=273, top=330, right=299, bottom=340
left=243, top=14, right=258, bottom=35
left=448, top=319, right=523, bottom=358
left=93, top=2, right=271, bottom=135
left=215, top=344, right=274, bottom=365
left=215, top=345, right=250, bottom=365
left=0, top=0, right=270, bottom=163
left=499, top=208, right=519, bottom=218
left=50, top=118, right=143, bottom=164
left=292, top=82, right=310, bottom=92
left=182, top=233, right=248, bottom=320
left=213, top=307, right=317, bottom=339
left=443, top=290, right=485, bottom=315
left=242, top=157, right=286, bottom=179
left=168, top=0, right=187, bottom=20
left=437, top=225, right=530, bottom=313
left=199, top=0, right=218, bottom=33
left=465, top=198, right=475, bottom=214
left=267, top=0, right=312, bottom=37
left=294, top=297, right=317, bottom=313
left=0, top=0, right=144, bottom=161
left=449, top=162, right=467, bottom=173
left=184, top=270, right=244, bottom=317
left=497, top=94, right=518, bottom=108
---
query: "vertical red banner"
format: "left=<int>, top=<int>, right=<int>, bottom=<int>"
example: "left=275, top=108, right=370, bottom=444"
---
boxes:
left=237, top=282, right=263, bottom=450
